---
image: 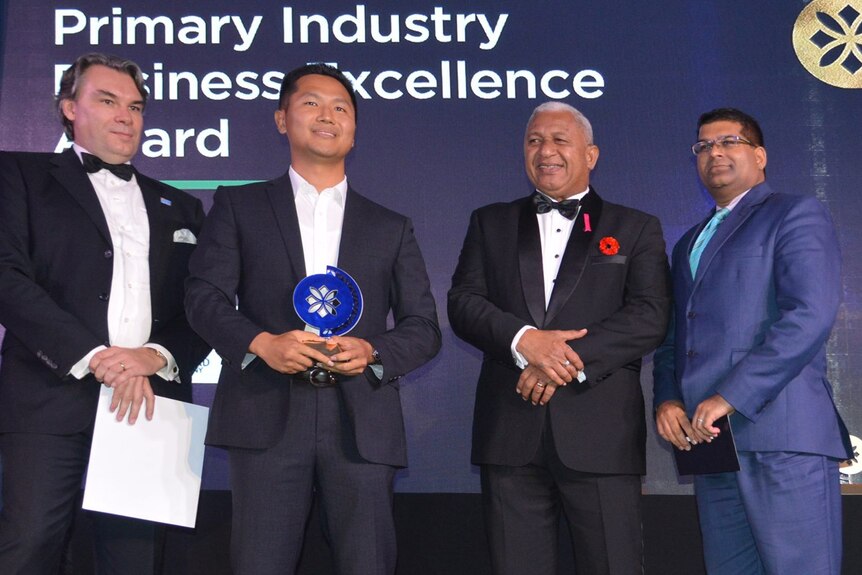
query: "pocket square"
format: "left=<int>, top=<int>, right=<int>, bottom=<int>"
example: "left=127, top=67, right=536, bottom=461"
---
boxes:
left=173, top=228, right=197, bottom=245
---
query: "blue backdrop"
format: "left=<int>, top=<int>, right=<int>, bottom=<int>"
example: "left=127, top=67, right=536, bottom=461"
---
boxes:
left=1, top=0, right=860, bottom=494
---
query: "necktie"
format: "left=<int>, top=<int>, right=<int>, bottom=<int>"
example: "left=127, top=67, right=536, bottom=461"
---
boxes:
left=689, top=207, right=730, bottom=276
left=532, top=192, right=580, bottom=220
left=81, top=152, right=135, bottom=181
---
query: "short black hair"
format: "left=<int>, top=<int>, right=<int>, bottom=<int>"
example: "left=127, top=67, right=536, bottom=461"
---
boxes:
left=56, top=53, right=147, bottom=140
left=697, top=108, right=764, bottom=147
left=278, top=63, right=357, bottom=121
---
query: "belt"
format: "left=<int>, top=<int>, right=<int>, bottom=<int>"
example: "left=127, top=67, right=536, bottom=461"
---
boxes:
left=294, top=367, right=339, bottom=387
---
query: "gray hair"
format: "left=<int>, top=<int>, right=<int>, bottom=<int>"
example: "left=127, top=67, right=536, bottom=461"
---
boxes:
left=526, top=102, right=594, bottom=145
left=56, top=53, right=147, bottom=139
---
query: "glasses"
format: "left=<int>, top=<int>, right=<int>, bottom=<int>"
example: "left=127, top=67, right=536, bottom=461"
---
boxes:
left=691, top=135, right=757, bottom=156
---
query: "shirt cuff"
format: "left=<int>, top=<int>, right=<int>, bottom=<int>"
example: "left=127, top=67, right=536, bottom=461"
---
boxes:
left=511, top=325, right=536, bottom=369
left=69, top=345, right=107, bottom=379
left=241, top=353, right=257, bottom=369
left=369, top=364, right=384, bottom=381
left=144, top=343, right=180, bottom=382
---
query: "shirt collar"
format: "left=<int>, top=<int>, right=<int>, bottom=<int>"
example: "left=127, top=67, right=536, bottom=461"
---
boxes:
left=719, top=188, right=751, bottom=213
left=289, top=166, right=347, bottom=207
left=71, top=143, right=132, bottom=166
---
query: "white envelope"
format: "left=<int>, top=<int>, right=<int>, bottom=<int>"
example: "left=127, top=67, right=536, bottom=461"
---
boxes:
left=82, top=388, right=209, bottom=528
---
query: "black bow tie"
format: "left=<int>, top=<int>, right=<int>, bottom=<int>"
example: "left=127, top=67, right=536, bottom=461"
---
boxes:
left=532, top=192, right=580, bottom=220
left=81, top=153, right=135, bottom=181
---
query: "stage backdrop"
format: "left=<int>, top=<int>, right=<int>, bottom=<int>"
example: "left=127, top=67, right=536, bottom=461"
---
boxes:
left=1, top=0, right=860, bottom=494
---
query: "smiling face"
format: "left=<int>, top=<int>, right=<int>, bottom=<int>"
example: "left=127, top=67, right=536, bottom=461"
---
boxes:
left=61, top=65, right=145, bottom=164
left=524, top=110, right=599, bottom=201
left=696, top=120, right=767, bottom=206
left=274, top=74, right=356, bottom=175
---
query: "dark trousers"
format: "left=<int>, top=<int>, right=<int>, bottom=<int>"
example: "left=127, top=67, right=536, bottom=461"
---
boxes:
left=227, top=382, right=397, bottom=575
left=482, top=419, right=643, bottom=575
left=0, top=432, right=156, bottom=575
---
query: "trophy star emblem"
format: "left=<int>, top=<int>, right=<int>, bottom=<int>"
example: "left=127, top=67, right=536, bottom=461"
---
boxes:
left=306, top=285, right=341, bottom=317
left=293, top=266, right=363, bottom=337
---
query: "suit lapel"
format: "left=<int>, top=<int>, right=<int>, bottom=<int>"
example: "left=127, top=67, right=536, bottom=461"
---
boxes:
left=691, top=183, right=773, bottom=291
left=337, top=187, right=366, bottom=274
left=518, top=199, right=546, bottom=327
left=266, top=173, right=307, bottom=281
left=50, top=149, right=112, bottom=244
left=139, top=176, right=172, bottom=309
left=545, top=188, right=603, bottom=326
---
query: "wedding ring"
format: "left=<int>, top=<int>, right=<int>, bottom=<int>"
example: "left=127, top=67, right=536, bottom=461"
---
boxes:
left=563, top=360, right=571, bottom=366
left=120, top=362, right=126, bottom=372
left=536, top=381, right=546, bottom=388
left=696, top=418, right=704, bottom=423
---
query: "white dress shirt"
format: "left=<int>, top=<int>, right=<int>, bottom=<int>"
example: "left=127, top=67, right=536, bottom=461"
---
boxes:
left=290, top=166, right=347, bottom=278
left=511, top=188, right=590, bottom=382
left=69, top=145, right=178, bottom=381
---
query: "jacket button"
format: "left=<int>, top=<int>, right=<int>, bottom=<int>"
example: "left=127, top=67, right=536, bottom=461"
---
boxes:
left=687, top=311, right=696, bottom=319
left=104, top=249, right=113, bottom=258
left=98, top=292, right=109, bottom=301
left=686, top=349, right=696, bottom=358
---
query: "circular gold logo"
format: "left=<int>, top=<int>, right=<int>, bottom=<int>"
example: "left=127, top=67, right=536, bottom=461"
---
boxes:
left=793, top=0, right=862, bottom=88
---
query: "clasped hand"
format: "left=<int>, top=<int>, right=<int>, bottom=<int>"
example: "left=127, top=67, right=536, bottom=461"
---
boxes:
left=89, top=346, right=167, bottom=424
left=655, top=395, right=734, bottom=451
left=250, top=331, right=375, bottom=377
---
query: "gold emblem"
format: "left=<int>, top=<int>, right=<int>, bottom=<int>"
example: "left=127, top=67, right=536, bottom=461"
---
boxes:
left=793, top=0, right=862, bottom=88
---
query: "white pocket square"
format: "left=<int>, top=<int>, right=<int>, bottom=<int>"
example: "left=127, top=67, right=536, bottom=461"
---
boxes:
left=173, top=229, right=197, bottom=245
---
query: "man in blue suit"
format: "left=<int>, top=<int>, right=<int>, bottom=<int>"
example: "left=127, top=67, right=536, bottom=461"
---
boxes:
left=653, top=108, right=851, bottom=574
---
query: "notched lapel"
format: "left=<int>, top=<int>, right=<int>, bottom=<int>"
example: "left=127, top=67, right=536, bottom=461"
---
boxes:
left=50, top=150, right=112, bottom=244
left=266, top=174, right=306, bottom=281
left=337, top=189, right=365, bottom=274
left=140, top=180, right=171, bottom=292
left=545, top=189, right=603, bottom=325
left=518, top=201, right=546, bottom=327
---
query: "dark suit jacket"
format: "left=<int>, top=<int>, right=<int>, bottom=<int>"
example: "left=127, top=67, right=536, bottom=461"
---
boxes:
left=653, top=183, right=851, bottom=459
left=0, top=149, right=209, bottom=434
left=184, top=172, right=440, bottom=467
left=448, top=188, right=671, bottom=474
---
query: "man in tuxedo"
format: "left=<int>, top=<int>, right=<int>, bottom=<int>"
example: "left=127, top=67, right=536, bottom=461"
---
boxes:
left=184, top=63, right=440, bottom=575
left=448, top=102, right=671, bottom=575
left=653, top=108, right=851, bottom=574
left=0, top=53, right=208, bottom=574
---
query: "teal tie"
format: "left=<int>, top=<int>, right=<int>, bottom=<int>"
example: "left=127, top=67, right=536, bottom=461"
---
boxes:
left=689, top=208, right=730, bottom=276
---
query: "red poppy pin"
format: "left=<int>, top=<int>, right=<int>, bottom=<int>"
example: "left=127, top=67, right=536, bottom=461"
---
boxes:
left=598, top=236, right=620, bottom=256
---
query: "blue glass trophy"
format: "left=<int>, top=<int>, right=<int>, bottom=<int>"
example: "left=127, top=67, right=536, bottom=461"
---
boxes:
left=292, top=266, right=363, bottom=385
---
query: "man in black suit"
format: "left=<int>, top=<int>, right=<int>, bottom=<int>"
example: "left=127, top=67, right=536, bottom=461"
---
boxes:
left=448, top=102, right=671, bottom=575
left=185, top=63, right=440, bottom=575
left=0, top=53, right=208, bottom=574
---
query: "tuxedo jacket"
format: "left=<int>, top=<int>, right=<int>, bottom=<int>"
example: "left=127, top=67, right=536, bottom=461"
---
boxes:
left=653, top=183, right=851, bottom=458
left=0, top=149, right=209, bottom=434
left=448, top=188, right=671, bottom=474
left=184, top=172, right=440, bottom=467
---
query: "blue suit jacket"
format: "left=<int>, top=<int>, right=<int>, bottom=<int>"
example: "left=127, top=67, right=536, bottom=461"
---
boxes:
left=184, top=172, right=441, bottom=467
left=653, top=183, right=850, bottom=459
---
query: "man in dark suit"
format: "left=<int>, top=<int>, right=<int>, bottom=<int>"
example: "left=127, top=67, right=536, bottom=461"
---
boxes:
left=0, top=53, right=208, bottom=574
left=653, top=108, right=851, bottom=574
left=184, top=63, right=440, bottom=575
left=448, top=102, right=671, bottom=575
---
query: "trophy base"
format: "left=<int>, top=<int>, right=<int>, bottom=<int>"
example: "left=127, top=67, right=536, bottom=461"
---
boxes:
left=305, top=340, right=342, bottom=359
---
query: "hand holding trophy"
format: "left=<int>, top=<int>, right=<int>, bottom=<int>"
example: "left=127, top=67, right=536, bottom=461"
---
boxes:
left=292, top=266, right=363, bottom=386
